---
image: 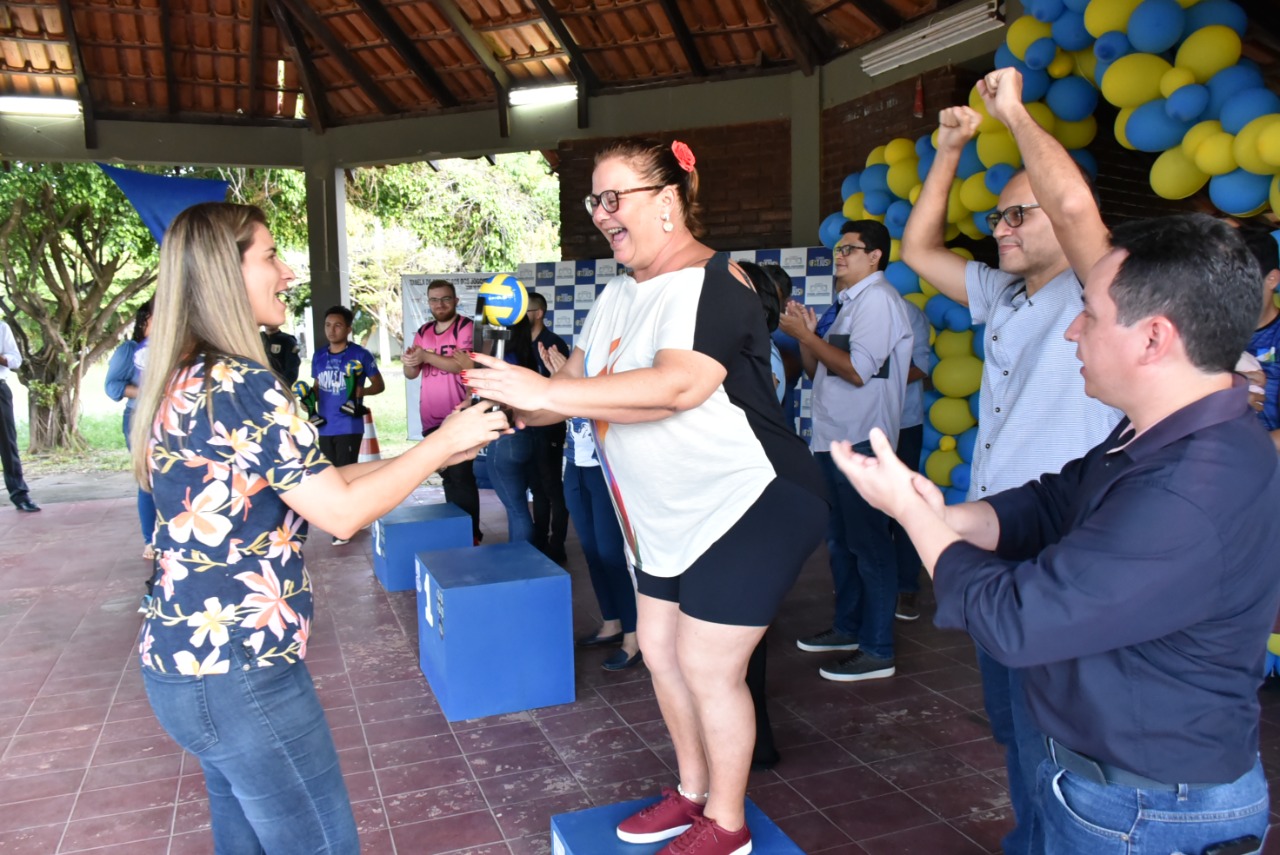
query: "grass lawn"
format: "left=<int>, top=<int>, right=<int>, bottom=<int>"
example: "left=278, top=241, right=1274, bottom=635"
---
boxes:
left=16, top=357, right=417, bottom=476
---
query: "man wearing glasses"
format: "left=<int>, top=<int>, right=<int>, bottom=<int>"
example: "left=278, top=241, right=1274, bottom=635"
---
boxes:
left=404, top=279, right=482, bottom=543
left=781, top=219, right=913, bottom=682
left=901, top=68, right=1121, bottom=855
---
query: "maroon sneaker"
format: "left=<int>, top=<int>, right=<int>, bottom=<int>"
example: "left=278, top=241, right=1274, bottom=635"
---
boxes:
left=616, top=787, right=704, bottom=844
left=658, top=815, right=752, bottom=855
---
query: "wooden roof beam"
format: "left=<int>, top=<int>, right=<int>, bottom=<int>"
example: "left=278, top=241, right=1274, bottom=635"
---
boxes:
left=430, top=0, right=513, bottom=91
left=764, top=0, right=836, bottom=75
left=526, top=0, right=599, bottom=91
left=851, top=0, right=903, bottom=32
left=158, top=0, right=179, bottom=113
left=653, top=0, right=706, bottom=76
left=55, top=0, right=97, bottom=149
left=273, top=0, right=399, bottom=115
left=350, top=0, right=459, bottom=108
left=248, top=0, right=262, bottom=118
left=266, top=0, right=329, bottom=133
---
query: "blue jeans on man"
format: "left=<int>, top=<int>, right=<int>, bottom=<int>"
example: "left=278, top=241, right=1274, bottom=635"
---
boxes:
left=816, top=448, right=897, bottom=660
left=978, top=649, right=1046, bottom=855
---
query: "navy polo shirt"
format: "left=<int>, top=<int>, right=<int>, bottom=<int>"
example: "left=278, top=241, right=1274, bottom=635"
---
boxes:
left=934, top=381, right=1280, bottom=784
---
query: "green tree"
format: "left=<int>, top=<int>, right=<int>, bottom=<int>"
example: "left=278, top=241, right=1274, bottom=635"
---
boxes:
left=0, top=162, right=157, bottom=451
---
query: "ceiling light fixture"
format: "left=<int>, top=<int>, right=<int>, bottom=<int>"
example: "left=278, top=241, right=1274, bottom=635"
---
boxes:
left=507, top=84, right=579, bottom=107
left=0, top=96, right=83, bottom=117
left=860, top=0, right=1005, bottom=77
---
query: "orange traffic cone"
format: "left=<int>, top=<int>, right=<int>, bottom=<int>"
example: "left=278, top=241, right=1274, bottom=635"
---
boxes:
left=359, top=409, right=381, bottom=463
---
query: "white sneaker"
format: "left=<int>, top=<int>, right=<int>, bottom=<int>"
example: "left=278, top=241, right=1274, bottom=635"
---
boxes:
left=331, top=536, right=351, bottom=546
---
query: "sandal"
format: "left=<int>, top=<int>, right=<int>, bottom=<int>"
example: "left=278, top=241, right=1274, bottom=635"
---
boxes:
left=142, top=544, right=156, bottom=561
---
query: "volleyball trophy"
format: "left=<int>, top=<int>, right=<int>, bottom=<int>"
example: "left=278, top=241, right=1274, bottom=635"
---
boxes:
left=473, top=274, right=529, bottom=409
left=292, top=380, right=326, bottom=428
left=339, top=359, right=368, bottom=417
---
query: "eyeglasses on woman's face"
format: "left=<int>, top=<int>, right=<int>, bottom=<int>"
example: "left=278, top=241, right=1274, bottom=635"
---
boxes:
left=985, top=204, right=1042, bottom=231
left=583, top=185, right=665, bottom=216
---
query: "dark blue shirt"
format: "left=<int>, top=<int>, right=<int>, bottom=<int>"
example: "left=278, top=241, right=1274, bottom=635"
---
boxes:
left=310, top=343, right=380, bottom=436
left=1248, top=314, right=1280, bottom=431
left=934, top=382, right=1280, bottom=784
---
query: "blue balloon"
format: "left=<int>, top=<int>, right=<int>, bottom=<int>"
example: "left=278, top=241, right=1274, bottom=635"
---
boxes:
left=1209, top=169, right=1271, bottom=215
left=1166, top=84, right=1209, bottom=123
left=1128, top=0, right=1185, bottom=54
left=1206, top=65, right=1266, bottom=119
left=885, top=199, right=913, bottom=230
left=1025, top=37, right=1058, bottom=71
left=956, top=427, right=979, bottom=463
left=958, top=139, right=984, bottom=179
left=943, top=303, right=973, bottom=332
left=1063, top=0, right=1089, bottom=10
left=943, top=487, right=968, bottom=506
left=1183, top=0, right=1248, bottom=39
left=1051, top=10, right=1093, bottom=51
left=818, top=212, right=848, bottom=250
left=1068, top=148, right=1098, bottom=180
left=1219, top=88, right=1280, bottom=135
left=886, top=261, right=920, bottom=294
left=1125, top=100, right=1192, bottom=152
left=915, top=135, right=936, bottom=158
left=862, top=190, right=892, bottom=216
left=950, top=462, right=972, bottom=492
left=924, top=294, right=959, bottom=329
left=861, top=163, right=890, bottom=195
left=968, top=391, right=982, bottom=420
left=923, top=388, right=943, bottom=414
left=1046, top=76, right=1099, bottom=121
left=1029, top=0, right=1066, bottom=22
left=840, top=172, right=862, bottom=201
left=972, top=211, right=995, bottom=236
left=1094, top=30, right=1132, bottom=62
left=994, top=44, right=1019, bottom=70
left=985, top=163, right=1017, bottom=195
left=1020, top=66, right=1052, bottom=103
left=971, top=325, right=986, bottom=360
left=922, top=420, right=943, bottom=452
left=917, top=148, right=937, bottom=183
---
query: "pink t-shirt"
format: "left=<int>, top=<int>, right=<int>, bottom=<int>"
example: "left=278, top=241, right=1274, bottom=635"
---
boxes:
left=414, top=316, right=474, bottom=431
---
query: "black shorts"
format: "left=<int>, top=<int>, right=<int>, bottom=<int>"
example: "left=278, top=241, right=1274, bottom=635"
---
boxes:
left=318, top=433, right=361, bottom=468
left=635, top=477, right=826, bottom=626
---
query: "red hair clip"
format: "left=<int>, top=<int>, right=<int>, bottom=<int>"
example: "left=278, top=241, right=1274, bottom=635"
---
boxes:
left=672, top=141, right=696, bottom=173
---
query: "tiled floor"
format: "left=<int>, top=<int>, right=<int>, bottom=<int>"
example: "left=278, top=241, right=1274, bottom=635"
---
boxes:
left=1, top=489, right=1278, bottom=854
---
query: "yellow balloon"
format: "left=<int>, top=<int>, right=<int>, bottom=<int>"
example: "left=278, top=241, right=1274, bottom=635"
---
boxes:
left=1007, top=16, right=1053, bottom=61
left=884, top=137, right=916, bottom=165
left=1101, top=54, right=1172, bottom=109
left=1269, top=633, right=1280, bottom=657
left=919, top=277, right=939, bottom=298
left=977, top=130, right=1023, bottom=168
left=887, top=159, right=921, bottom=199
left=1052, top=115, right=1098, bottom=150
left=1115, top=107, right=1137, bottom=150
left=1234, top=114, right=1280, bottom=176
left=1084, top=0, right=1143, bottom=37
left=946, top=179, right=968, bottom=224
left=842, top=192, right=865, bottom=220
left=1175, top=26, right=1242, bottom=84
left=956, top=216, right=985, bottom=241
left=1271, top=175, right=1280, bottom=219
left=951, top=247, right=975, bottom=261
left=1048, top=50, right=1074, bottom=79
left=866, top=145, right=888, bottom=167
left=968, top=84, right=984, bottom=112
left=933, top=355, right=984, bottom=398
left=1072, top=49, right=1098, bottom=85
left=904, top=292, right=929, bottom=312
left=1182, top=120, right=1223, bottom=159
left=1194, top=131, right=1238, bottom=175
left=929, top=397, right=977, bottom=436
left=944, top=222, right=961, bottom=242
left=969, top=97, right=1004, bottom=134
left=908, top=183, right=923, bottom=204
left=1025, top=102, right=1057, bottom=134
left=925, top=448, right=963, bottom=487
left=890, top=238, right=901, bottom=262
left=1150, top=147, right=1209, bottom=200
left=934, top=329, right=975, bottom=359
left=1259, top=121, right=1280, bottom=169
left=939, top=435, right=957, bottom=452
left=1160, top=67, right=1196, bottom=99
left=865, top=211, right=885, bottom=223
left=960, top=172, right=1000, bottom=212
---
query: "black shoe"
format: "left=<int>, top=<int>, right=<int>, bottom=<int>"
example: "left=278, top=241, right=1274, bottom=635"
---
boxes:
left=750, top=749, right=781, bottom=772
left=15, top=500, right=40, bottom=513
left=576, top=630, right=624, bottom=647
left=602, top=649, right=643, bottom=671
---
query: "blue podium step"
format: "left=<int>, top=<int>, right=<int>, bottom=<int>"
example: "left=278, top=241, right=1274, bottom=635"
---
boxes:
left=551, top=796, right=803, bottom=855
left=371, top=501, right=472, bottom=591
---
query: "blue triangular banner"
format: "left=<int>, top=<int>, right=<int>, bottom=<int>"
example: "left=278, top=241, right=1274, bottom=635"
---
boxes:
left=97, top=163, right=230, bottom=244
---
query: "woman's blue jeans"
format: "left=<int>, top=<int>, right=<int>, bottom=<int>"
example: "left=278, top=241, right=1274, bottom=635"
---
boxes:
left=122, top=407, right=157, bottom=546
left=563, top=460, right=635, bottom=633
left=142, top=645, right=358, bottom=854
left=488, top=428, right=534, bottom=544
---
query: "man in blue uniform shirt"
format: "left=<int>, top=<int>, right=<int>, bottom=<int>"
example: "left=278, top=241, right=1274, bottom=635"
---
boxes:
left=832, top=211, right=1280, bottom=855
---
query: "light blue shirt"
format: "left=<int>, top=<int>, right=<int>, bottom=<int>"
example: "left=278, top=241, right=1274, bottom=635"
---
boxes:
left=901, top=302, right=932, bottom=429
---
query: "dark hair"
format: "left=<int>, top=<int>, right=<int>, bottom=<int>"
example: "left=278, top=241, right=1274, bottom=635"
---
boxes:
left=505, top=316, right=537, bottom=370
left=324, top=305, right=354, bottom=326
left=594, top=138, right=703, bottom=237
left=1240, top=225, right=1280, bottom=277
left=739, top=262, right=781, bottom=332
left=132, top=299, right=154, bottom=343
left=427, top=279, right=457, bottom=297
left=1108, top=214, right=1259, bottom=373
left=528, top=292, right=548, bottom=311
left=841, top=220, right=891, bottom=271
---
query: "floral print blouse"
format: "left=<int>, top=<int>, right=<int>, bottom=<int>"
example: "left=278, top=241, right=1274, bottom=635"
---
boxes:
left=139, top=357, right=331, bottom=676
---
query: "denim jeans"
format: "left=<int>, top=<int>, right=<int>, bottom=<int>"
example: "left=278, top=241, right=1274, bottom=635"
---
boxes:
left=979, top=649, right=1045, bottom=855
left=815, top=449, right=897, bottom=659
left=563, top=460, right=635, bottom=633
left=488, top=429, right=534, bottom=544
left=123, top=407, right=157, bottom=546
left=892, top=424, right=923, bottom=594
left=142, top=646, right=357, bottom=854
left=1040, top=756, right=1268, bottom=855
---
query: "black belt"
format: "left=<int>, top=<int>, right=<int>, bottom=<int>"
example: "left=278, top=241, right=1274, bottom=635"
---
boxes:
left=1045, top=738, right=1219, bottom=792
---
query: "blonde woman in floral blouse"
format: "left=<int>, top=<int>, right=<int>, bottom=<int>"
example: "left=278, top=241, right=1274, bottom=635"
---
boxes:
left=130, top=203, right=507, bottom=854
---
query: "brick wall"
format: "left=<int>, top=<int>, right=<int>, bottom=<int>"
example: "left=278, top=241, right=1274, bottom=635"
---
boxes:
left=557, top=121, right=792, bottom=260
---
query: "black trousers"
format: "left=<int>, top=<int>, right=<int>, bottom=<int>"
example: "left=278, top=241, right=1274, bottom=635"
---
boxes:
left=528, top=423, right=568, bottom=553
left=424, top=427, right=481, bottom=541
left=0, top=380, right=30, bottom=505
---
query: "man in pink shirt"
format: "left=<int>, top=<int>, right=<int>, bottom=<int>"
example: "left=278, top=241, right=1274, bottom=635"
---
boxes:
left=404, top=279, right=481, bottom=542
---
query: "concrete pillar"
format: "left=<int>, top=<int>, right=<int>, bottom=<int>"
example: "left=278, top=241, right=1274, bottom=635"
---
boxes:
left=303, top=144, right=349, bottom=350
left=790, top=72, right=822, bottom=247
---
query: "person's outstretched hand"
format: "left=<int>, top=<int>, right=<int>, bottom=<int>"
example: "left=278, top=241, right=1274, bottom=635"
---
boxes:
left=464, top=351, right=552, bottom=413
left=830, top=428, right=946, bottom=521
left=977, top=67, right=1026, bottom=128
left=432, top=397, right=510, bottom=466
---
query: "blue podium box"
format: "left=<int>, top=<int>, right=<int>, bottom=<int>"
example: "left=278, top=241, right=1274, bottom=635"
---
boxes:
left=414, top=542, right=574, bottom=721
left=372, top=502, right=472, bottom=592
left=551, top=797, right=802, bottom=855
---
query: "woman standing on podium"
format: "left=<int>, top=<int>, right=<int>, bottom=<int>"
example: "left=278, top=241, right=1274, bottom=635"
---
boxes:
left=131, top=202, right=508, bottom=854
left=467, top=139, right=826, bottom=855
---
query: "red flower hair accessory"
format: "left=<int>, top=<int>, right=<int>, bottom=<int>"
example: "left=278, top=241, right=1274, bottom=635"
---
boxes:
left=672, top=140, right=696, bottom=173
